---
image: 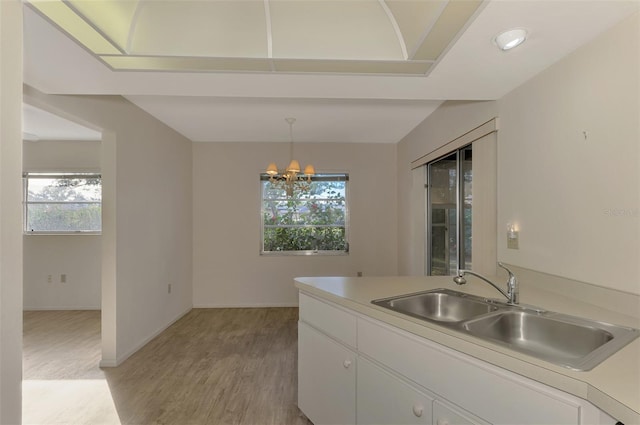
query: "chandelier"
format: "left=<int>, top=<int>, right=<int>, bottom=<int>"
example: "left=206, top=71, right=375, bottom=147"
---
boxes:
left=266, top=118, right=315, bottom=197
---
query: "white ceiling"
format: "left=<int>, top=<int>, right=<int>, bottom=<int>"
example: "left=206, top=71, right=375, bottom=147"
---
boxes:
left=23, top=103, right=102, bottom=141
left=22, top=1, right=640, bottom=143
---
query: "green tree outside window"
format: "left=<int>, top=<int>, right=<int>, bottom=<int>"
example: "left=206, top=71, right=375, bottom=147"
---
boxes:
left=261, top=174, right=348, bottom=254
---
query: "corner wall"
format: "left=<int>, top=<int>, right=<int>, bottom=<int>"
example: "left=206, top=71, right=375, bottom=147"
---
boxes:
left=0, top=1, right=23, bottom=422
left=23, top=86, right=194, bottom=366
left=397, top=13, right=640, bottom=294
left=192, top=142, right=398, bottom=307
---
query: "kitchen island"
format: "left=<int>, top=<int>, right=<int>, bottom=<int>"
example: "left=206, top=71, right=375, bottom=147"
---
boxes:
left=295, top=272, right=640, bottom=425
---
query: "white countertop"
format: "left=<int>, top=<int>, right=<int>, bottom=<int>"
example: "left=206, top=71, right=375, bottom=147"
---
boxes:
left=294, top=275, right=640, bottom=425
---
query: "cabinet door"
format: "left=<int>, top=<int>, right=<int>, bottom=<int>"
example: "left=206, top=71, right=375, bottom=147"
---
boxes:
left=357, top=357, right=433, bottom=425
left=433, top=401, right=490, bottom=425
left=298, top=322, right=356, bottom=425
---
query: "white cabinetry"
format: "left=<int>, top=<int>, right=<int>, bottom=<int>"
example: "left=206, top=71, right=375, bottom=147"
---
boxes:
left=298, top=292, right=613, bottom=425
left=298, top=294, right=357, bottom=425
left=298, top=322, right=356, bottom=425
left=358, top=318, right=581, bottom=425
left=433, top=401, right=488, bottom=425
left=357, top=357, right=433, bottom=425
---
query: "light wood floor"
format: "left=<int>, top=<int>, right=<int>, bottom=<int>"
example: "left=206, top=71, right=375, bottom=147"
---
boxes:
left=23, top=308, right=312, bottom=425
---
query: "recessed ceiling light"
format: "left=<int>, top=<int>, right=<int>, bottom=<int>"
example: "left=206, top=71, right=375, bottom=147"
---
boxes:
left=494, top=28, right=528, bottom=51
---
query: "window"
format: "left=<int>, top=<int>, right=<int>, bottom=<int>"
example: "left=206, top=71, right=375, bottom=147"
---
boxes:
left=23, top=173, right=102, bottom=234
left=261, top=174, right=348, bottom=255
left=426, top=145, right=472, bottom=275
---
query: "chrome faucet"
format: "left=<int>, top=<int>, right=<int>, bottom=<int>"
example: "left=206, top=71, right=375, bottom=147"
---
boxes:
left=453, top=262, right=519, bottom=304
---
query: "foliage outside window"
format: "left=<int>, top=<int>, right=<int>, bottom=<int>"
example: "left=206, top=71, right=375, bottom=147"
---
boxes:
left=23, top=173, right=102, bottom=234
left=261, top=174, right=348, bottom=255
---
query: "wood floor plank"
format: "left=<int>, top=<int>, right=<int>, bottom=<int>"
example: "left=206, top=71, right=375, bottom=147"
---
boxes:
left=23, top=308, right=312, bottom=425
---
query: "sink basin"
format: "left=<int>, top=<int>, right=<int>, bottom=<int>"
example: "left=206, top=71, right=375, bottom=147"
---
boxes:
left=462, top=311, right=637, bottom=370
left=372, top=289, right=498, bottom=323
left=372, top=288, right=639, bottom=371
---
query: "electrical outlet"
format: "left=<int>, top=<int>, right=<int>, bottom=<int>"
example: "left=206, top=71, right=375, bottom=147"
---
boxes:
left=357, top=271, right=363, bottom=277
left=60, top=274, right=67, bottom=283
left=168, top=283, right=172, bottom=294
left=47, top=275, right=52, bottom=283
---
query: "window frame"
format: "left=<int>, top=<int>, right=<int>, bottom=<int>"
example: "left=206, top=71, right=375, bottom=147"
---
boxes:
left=425, top=144, right=472, bottom=275
left=23, top=172, right=102, bottom=235
left=260, top=173, right=350, bottom=256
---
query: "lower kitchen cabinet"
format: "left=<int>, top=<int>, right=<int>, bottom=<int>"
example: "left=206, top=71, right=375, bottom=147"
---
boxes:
left=297, top=292, right=616, bottom=425
left=298, top=321, right=356, bottom=425
left=357, top=357, right=433, bottom=425
left=433, top=401, right=489, bottom=425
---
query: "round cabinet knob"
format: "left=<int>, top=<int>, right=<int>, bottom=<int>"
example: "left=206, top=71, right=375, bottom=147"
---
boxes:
left=436, top=419, right=449, bottom=425
left=343, top=360, right=352, bottom=369
left=412, top=404, right=424, bottom=417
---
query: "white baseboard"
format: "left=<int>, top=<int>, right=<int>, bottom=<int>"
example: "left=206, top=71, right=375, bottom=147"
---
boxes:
left=24, top=306, right=101, bottom=311
left=99, top=305, right=192, bottom=368
left=192, top=303, right=299, bottom=308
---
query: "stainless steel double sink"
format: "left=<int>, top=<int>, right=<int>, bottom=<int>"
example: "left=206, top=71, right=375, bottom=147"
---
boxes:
left=372, top=288, right=639, bottom=371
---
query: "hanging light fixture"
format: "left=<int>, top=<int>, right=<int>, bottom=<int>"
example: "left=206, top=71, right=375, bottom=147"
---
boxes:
left=265, top=118, right=315, bottom=197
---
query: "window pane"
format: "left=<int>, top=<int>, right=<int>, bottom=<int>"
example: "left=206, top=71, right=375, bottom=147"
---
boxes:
left=263, top=226, right=346, bottom=252
left=306, top=181, right=346, bottom=200
left=428, top=152, right=457, bottom=275
left=26, top=203, right=101, bottom=232
left=299, top=200, right=345, bottom=226
left=261, top=174, right=348, bottom=253
left=262, top=180, right=346, bottom=201
left=263, top=199, right=306, bottom=225
left=27, top=177, right=101, bottom=202
left=461, top=146, right=473, bottom=270
left=426, top=146, right=472, bottom=276
left=24, top=174, right=102, bottom=233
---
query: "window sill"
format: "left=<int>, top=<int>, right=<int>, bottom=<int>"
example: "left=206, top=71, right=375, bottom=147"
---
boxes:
left=260, top=250, right=348, bottom=256
left=24, top=231, right=102, bottom=236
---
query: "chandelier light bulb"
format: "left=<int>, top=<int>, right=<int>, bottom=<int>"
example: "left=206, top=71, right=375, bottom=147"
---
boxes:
left=266, top=163, right=278, bottom=175
left=287, top=159, right=301, bottom=173
left=304, top=164, right=315, bottom=176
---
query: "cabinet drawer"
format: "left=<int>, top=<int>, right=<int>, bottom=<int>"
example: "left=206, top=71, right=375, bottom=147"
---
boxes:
left=358, top=317, right=581, bottom=425
left=358, top=357, right=433, bottom=425
left=299, top=292, right=357, bottom=348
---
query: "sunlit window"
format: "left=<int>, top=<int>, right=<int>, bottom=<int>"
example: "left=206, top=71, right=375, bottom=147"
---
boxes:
left=261, top=173, right=348, bottom=255
left=23, top=173, right=102, bottom=234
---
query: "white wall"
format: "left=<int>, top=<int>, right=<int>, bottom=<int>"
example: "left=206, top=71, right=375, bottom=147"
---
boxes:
left=398, top=13, right=640, bottom=294
left=23, top=139, right=100, bottom=171
left=0, top=1, right=23, bottom=422
left=193, top=142, right=398, bottom=307
left=23, top=140, right=102, bottom=310
left=24, top=86, right=194, bottom=366
left=23, top=235, right=101, bottom=310
left=497, top=12, right=639, bottom=292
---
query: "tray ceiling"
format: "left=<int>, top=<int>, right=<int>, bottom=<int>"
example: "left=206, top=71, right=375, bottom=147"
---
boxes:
left=23, top=1, right=640, bottom=143
left=26, top=0, right=483, bottom=75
